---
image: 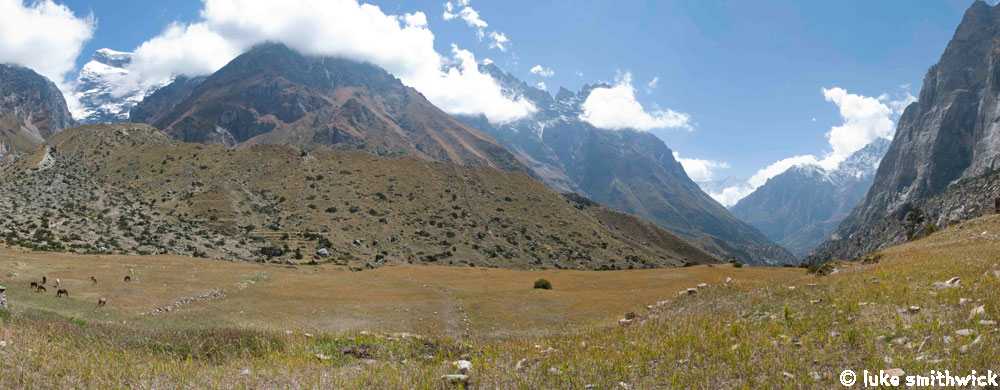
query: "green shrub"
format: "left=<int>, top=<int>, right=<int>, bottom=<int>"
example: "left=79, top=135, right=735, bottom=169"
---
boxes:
left=732, top=262, right=743, bottom=268
left=533, top=279, right=552, bottom=290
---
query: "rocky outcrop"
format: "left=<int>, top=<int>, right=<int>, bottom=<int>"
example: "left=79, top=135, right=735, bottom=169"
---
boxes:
left=460, top=64, right=796, bottom=265
left=130, top=43, right=528, bottom=173
left=0, top=64, right=74, bottom=154
left=809, top=1, right=1000, bottom=262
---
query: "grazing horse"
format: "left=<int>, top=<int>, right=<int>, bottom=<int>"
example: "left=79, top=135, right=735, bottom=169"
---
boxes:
left=36, top=285, right=46, bottom=293
left=55, top=289, right=68, bottom=298
left=123, top=275, right=131, bottom=282
left=91, top=276, right=98, bottom=284
left=30, top=281, right=38, bottom=289
left=55, top=278, right=60, bottom=288
left=97, top=297, right=106, bottom=307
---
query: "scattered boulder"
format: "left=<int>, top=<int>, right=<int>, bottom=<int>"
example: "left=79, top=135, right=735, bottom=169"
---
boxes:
left=441, top=374, right=469, bottom=386
left=725, top=277, right=733, bottom=285
left=316, top=248, right=330, bottom=258
left=933, top=277, right=961, bottom=289
left=885, top=368, right=905, bottom=377
left=696, top=283, right=708, bottom=289
left=969, top=305, right=985, bottom=319
left=955, top=329, right=973, bottom=337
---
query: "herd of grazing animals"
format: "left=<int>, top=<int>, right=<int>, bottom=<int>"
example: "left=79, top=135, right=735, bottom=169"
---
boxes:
left=27, top=274, right=132, bottom=307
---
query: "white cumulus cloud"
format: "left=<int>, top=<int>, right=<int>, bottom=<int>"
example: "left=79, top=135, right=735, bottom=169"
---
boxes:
left=530, top=64, right=554, bottom=77
left=536, top=81, right=546, bottom=90
left=820, top=87, right=895, bottom=168
left=580, top=72, right=693, bottom=131
left=673, top=152, right=729, bottom=182
left=122, top=0, right=534, bottom=123
left=0, top=0, right=95, bottom=112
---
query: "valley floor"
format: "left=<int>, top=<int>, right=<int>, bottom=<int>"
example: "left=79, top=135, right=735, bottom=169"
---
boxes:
left=1, top=215, right=999, bottom=388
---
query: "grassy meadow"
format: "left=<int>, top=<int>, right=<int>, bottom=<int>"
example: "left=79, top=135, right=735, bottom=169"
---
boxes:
left=0, top=215, right=999, bottom=388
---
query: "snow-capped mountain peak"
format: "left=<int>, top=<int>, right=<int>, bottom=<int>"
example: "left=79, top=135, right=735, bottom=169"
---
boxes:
left=71, top=48, right=171, bottom=124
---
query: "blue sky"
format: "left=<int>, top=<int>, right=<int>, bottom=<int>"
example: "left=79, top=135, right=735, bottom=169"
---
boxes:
left=32, top=0, right=992, bottom=182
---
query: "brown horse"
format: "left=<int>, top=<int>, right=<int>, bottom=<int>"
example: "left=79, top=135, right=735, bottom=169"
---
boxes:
left=91, top=276, right=98, bottom=284
left=55, top=289, right=68, bottom=298
left=30, top=281, right=38, bottom=289
left=97, top=297, right=106, bottom=307
left=41, top=276, right=47, bottom=285
left=123, top=275, right=131, bottom=282
left=36, top=285, right=46, bottom=293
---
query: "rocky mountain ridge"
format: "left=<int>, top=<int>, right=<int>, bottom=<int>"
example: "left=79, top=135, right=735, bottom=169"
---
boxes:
left=459, top=64, right=796, bottom=265
left=810, top=1, right=1000, bottom=263
left=129, top=43, right=528, bottom=173
left=0, top=63, right=74, bottom=156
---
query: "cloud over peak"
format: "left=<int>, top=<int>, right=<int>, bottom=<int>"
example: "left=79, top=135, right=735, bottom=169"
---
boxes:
left=579, top=72, right=693, bottom=131
left=673, top=152, right=730, bottom=182
left=0, top=0, right=95, bottom=111
left=123, top=0, right=533, bottom=124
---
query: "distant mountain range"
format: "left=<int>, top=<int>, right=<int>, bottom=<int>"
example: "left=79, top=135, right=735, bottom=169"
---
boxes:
left=458, top=64, right=796, bottom=265
left=731, top=138, right=890, bottom=258
left=809, top=1, right=1000, bottom=263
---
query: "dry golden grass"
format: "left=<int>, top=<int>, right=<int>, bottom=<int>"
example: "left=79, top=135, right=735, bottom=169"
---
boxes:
left=0, top=248, right=794, bottom=337
left=1, top=215, right=999, bottom=389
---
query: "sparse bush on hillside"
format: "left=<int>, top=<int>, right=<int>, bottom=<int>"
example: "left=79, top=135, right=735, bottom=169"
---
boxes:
left=807, top=261, right=836, bottom=276
left=732, top=262, right=743, bottom=268
left=533, top=278, right=552, bottom=290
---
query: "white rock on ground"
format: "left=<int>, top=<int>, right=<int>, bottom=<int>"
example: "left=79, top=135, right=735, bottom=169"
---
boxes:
left=933, top=277, right=961, bottom=288
left=453, top=360, right=473, bottom=374
left=441, top=374, right=469, bottom=386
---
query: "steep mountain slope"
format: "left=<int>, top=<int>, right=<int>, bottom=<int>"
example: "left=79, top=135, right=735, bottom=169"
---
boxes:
left=130, top=43, right=527, bottom=173
left=458, top=64, right=795, bottom=265
left=0, top=123, right=719, bottom=270
left=732, top=138, right=889, bottom=257
left=72, top=49, right=169, bottom=124
left=0, top=64, right=74, bottom=155
left=809, top=1, right=1000, bottom=263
